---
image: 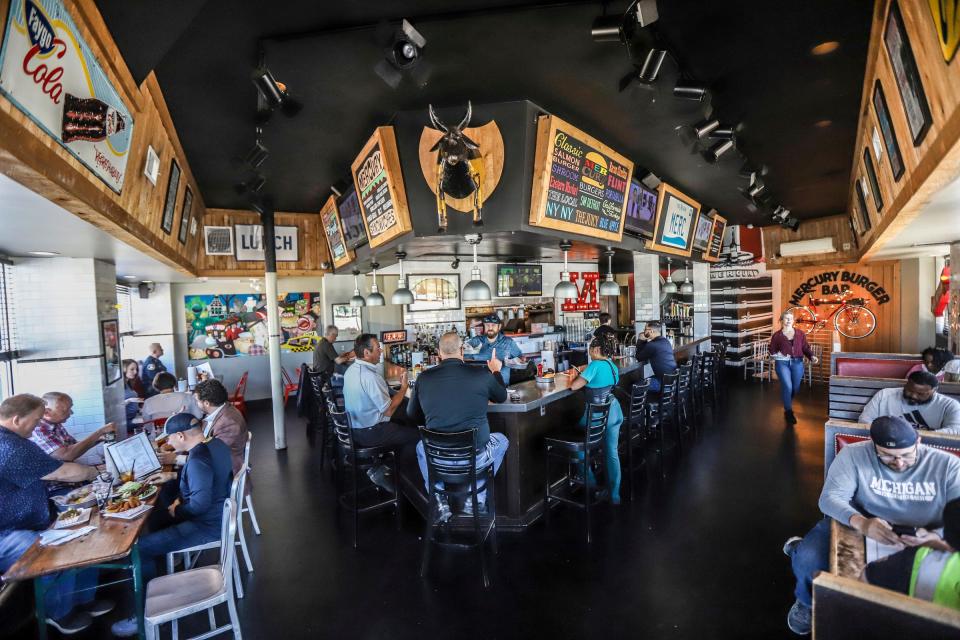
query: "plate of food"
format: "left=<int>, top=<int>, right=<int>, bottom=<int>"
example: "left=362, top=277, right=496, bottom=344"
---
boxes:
left=52, top=485, right=97, bottom=511
left=536, top=369, right=557, bottom=384
left=111, top=481, right=158, bottom=501
left=101, top=496, right=152, bottom=519
left=53, top=507, right=92, bottom=529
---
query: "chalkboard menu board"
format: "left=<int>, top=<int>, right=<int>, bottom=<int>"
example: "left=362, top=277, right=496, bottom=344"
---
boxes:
left=337, top=186, right=367, bottom=251
left=528, top=115, right=633, bottom=243
left=647, top=182, right=700, bottom=258
left=706, top=213, right=727, bottom=262
left=624, top=178, right=657, bottom=239
left=320, top=195, right=353, bottom=270
left=350, top=127, right=413, bottom=249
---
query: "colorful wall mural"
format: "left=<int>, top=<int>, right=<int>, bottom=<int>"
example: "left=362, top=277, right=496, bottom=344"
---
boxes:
left=184, top=292, right=321, bottom=360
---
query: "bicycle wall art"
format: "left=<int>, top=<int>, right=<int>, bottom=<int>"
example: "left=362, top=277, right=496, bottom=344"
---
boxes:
left=784, top=268, right=891, bottom=340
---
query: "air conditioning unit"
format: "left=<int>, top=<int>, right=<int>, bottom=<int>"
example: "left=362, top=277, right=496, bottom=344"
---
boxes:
left=204, top=226, right=234, bottom=256
left=779, top=237, right=836, bottom=258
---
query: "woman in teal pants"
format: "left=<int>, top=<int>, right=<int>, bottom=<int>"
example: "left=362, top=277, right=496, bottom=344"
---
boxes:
left=568, top=335, right=624, bottom=504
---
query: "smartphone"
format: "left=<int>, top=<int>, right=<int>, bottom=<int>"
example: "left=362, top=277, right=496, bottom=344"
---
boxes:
left=891, top=524, right=918, bottom=536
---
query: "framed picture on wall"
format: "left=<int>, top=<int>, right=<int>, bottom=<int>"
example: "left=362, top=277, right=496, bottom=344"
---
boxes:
left=884, top=1, right=933, bottom=146
left=177, top=187, right=193, bottom=245
left=862, top=148, right=883, bottom=213
left=854, top=178, right=872, bottom=235
left=406, top=274, right=461, bottom=313
left=101, top=319, right=121, bottom=385
left=872, top=82, right=905, bottom=181
left=161, top=159, right=181, bottom=234
left=332, top=303, right=362, bottom=341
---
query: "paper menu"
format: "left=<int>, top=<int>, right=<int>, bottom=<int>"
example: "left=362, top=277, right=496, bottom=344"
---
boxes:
left=104, top=432, right=161, bottom=481
left=865, top=538, right=902, bottom=563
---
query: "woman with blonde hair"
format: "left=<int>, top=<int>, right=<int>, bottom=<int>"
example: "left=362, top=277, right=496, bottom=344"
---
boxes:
left=769, top=311, right=818, bottom=424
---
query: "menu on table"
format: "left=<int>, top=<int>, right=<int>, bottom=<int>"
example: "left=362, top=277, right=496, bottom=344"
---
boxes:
left=104, top=432, right=161, bottom=481
left=319, top=195, right=354, bottom=269
left=646, top=182, right=701, bottom=257
left=706, top=213, right=727, bottom=262
left=350, top=126, right=413, bottom=249
left=528, top=115, right=634, bottom=243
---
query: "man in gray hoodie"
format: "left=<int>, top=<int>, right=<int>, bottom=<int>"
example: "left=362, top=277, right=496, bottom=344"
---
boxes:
left=782, top=416, right=960, bottom=635
left=859, top=371, right=960, bottom=434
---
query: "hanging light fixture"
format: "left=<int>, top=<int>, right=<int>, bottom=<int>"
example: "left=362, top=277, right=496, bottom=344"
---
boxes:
left=366, top=262, right=385, bottom=306
left=391, top=251, right=415, bottom=305
left=350, top=269, right=366, bottom=307
left=662, top=257, right=678, bottom=294
left=680, top=261, right=694, bottom=294
left=554, top=240, right=579, bottom=299
left=462, top=233, right=492, bottom=302
left=599, top=248, right=620, bottom=296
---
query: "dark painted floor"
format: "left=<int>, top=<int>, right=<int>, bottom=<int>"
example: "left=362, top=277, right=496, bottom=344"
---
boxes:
left=7, top=375, right=828, bottom=639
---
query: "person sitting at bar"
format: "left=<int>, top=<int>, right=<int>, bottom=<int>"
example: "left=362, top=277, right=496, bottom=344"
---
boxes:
left=0, top=394, right=108, bottom=635
left=782, top=416, right=960, bottom=635
left=30, top=392, right=116, bottom=464
left=193, top=378, right=249, bottom=475
left=465, top=314, right=524, bottom=385
left=407, top=331, right=509, bottom=521
left=905, top=346, right=955, bottom=382
left=590, top=313, right=617, bottom=346
left=111, top=412, right=233, bottom=637
left=141, top=343, right=167, bottom=396
left=142, top=372, right=203, bottom=423
left=863, top=496, right=960, bottom=610
left=634, top=321, right=677, bottom=393
left=567, top=334, right=624, bottom=505
left=859, top=370, right=960, bottom=434
left=343, top=334, right=419, bottom=493
left=122, top=359, right=145, bottom=432
left=313, top=325, right=354, bottom=378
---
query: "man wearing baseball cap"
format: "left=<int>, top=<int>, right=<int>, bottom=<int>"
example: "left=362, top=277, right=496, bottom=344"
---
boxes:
left=781, top=416, right=960, bottom=635
left=112, top=412, right=233, bottom=637
left=465, top=314, right=523, bottom=385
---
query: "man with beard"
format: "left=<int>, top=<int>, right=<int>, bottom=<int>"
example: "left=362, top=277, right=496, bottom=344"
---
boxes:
left=781, top=416, right=960, bottom=635
left=465, top=315, right=523, bottom=385
left=859, top=370, right=960, bottom=434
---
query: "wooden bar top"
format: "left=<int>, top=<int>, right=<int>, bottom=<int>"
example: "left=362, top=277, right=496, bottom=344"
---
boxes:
left=3, top=498, right=155, bottom=583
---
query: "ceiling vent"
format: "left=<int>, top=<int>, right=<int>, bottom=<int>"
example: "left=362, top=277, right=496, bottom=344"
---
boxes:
left=779, top=237, right=836, bottom=258
left=143, top=146, right=160, bottom=186
left=204, top=226, right=234, bottom=256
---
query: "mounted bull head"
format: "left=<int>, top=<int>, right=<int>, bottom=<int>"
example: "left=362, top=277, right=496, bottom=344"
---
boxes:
left=429, top=101, right=484, bottom=232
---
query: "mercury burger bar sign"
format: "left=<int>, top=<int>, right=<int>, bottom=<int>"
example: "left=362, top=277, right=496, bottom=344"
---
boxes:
left=788, top=269, right=892, bottom=306
left=0, top=0, right=134, bottom=192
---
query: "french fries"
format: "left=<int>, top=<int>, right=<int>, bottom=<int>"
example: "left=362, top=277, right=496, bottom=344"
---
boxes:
left=104, top=495, right=141, bottom=513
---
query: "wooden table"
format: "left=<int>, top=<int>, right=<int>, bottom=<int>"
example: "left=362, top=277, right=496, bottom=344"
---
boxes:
left=2, top=498, right=156, bottom=640
left=830, top=519, right=866, bottom=579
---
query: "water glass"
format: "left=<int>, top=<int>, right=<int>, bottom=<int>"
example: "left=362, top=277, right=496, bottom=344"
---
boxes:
left=93, top=472, right=113, bottom=512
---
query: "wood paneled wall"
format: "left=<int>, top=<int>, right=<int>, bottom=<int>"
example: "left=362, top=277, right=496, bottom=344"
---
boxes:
left=762, top=215, right=861, bottom=269
left=199, top=209, right=331, bottom=277
left=0, top=0, right=204, bottom=275
left=779, top=261, right=901, bottom=360
left=850, top=0, right=960, bottom=259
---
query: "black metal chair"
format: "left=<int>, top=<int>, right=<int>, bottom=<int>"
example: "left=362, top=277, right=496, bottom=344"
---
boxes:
left=317, top=382, right=341, bottom=473
left=689, top=354, right=704, bottom=419
left=701, top=352, right=719, bottom=407
left=543, top=399, right=613, bottom=544
left=676, top=362, right=694, bottom=438
left=419, top=427, right=498, bottom=589
left=647, top=372, right=681, bottom=465
left=328, top=403, right=400, bottom=549
left=623, top=380, right=651, bottom=499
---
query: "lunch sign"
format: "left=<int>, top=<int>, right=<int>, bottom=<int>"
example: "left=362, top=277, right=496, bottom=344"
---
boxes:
left=529, top=115, right=634, bottom=243
left=0, top=0, right=134, bottom=192
left=350, top=126, right=413, bottom=249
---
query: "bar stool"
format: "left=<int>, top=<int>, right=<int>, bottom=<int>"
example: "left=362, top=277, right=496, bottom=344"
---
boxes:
left=543, top=398, right=612, bottom=544
left=689, top=354, right=704, bottom=419
left=328, top=403, right=401, bottom=549
left=700, top=353, right=719, bottom=407
left=647, top=372, right=681, bottom=463
left=676, top=362, right=694, bottom=438
left=623, top=380, right=651, bottom=499
left=419, top=427, right=498, bottom=589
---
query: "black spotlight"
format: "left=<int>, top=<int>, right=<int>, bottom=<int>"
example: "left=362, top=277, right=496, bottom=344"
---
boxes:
left=234, top=174, right=266, bottom=196
left=450, top=257, right=460, bottom=269
left=703, top=139, right=735, bottom=163
left=709, top=126, right=737, bottom=140
left=375, top=19, right=428, bottom=89
left=639, top=171, right=661, bottom=190
left=673, top=86, right=708, bottom=101
left=747, top=179, right=766, bottom=198
left=618, top=48, right=667, bottom=91
left=591, top=14, right=632, bottom=43
left=242, top=139, right=269, bottom=170
left=251, top=67, right=303, bottom=119
left=783, top=217, right=800, bottom=231
left=677, top=119, right=719, bottom=147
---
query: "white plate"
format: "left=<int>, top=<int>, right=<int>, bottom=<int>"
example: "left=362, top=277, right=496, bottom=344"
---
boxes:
left=53, top=507, right=92, bottom=529
left=101, top=504, right=153, bottom=520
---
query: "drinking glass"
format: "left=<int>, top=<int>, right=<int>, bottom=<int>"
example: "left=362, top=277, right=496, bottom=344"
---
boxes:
left=93, top=472, right=113, bottom=512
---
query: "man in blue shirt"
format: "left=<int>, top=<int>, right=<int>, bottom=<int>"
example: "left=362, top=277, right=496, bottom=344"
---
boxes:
left=0, top=394, right=108, bottom=635
left=140, top=343, right=167, bottom=396
left=636, top=321, right=677, bottom=392
left=466, top=315, right=523, bottom=385
left=112, top=411, right=234, bottom=637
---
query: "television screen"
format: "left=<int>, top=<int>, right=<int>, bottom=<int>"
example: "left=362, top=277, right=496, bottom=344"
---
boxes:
left=337, top=186, right=368, bottom=250
left=623, top=179, right=657, bottom=238
left=496, top=264, right=542, bottom=297
left=692, top=212, right=714, bottom=251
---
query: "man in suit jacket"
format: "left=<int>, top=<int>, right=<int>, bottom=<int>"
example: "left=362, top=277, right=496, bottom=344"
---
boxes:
left=193, top=379, right=249, bottom=474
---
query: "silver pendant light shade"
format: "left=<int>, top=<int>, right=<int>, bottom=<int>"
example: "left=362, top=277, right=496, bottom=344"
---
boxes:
left=350, top=269, right=366, bottom=307
left=599, top=249, right=619, bottom=296
left=462, top=234, right=491, bottom=302
left=662, top=257, right=678, bottom=294
left=554, top=240, right=578, bottom=298
left=366, top=262, right=385, bottom=306
left=391, top=252, right=415, bottom=305
left=679, top=261, right=694, bottom=294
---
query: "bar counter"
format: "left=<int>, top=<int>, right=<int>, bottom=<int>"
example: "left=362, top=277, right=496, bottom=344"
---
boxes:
left=395, top=336, right=710, bottom=530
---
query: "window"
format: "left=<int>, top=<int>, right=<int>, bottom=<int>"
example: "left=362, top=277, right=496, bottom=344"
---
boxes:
left=0, top=262, right=19, bottom=362
left=116, top=284, right=135, bottom=334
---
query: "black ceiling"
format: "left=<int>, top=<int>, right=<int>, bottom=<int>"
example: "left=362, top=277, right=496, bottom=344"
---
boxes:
left=95, top=0, right=872, bottom=226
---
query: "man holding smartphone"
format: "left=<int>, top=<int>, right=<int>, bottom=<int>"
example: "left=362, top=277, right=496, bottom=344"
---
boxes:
left=782, top=416, right=960, bottom=635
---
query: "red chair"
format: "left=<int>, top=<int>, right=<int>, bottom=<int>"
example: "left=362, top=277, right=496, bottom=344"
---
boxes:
left=230, top=372, right=249, bottom=418
left=282, top=367, right=301, bottom=407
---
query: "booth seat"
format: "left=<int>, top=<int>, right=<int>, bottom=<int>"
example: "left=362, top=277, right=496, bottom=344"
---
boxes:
left=829, top=351, right=923, bottom=378
left=824, top=419, right=960, bottom=471
left=828, top=377, right=960, bottom=421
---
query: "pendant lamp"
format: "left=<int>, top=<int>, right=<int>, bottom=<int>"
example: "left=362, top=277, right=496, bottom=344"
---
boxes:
left=391, top=251, right=415, bottom=305
left=599, top=248, right=620, bottom=296
left=680, top=261, right=694, bottom=294
left=554, top=240, right=578, bottom=299
left=462, top=234, right=492, bottom=302
left=350, top=269, right=366, bottom=307
left=366, top=262, right=385, bottom=306
left=662, top=257, right=678, bottom=294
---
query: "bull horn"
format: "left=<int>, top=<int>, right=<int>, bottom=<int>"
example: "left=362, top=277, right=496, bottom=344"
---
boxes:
left=456, top=100, right=472, bottom=131
left=428, top=104, right=448, bottom=132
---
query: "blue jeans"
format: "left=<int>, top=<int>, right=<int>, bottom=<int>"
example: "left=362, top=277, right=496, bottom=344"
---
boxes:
left=775, top=358, right=805, bottom=411
left=138, top=504, right=220, bottom=583
left=0, top=529, right=97, bottom=620
left=648, top=377, right=662, bottom=393
left=789, top=517, right=831, bottom=607
left=579, top=401, right=625, bottom=502
left=417, top=432, right=510, bottom=503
